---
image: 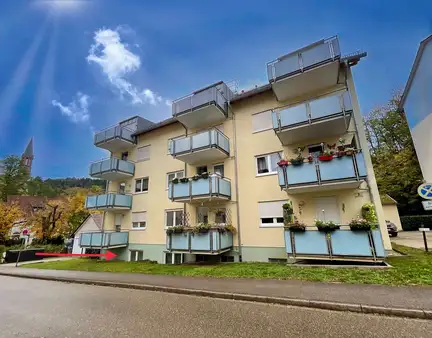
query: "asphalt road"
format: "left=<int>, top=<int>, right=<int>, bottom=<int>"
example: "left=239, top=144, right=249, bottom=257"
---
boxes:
left=392, top=231, right=431, bottom=250
left=1, top=276, right=431, bottom=338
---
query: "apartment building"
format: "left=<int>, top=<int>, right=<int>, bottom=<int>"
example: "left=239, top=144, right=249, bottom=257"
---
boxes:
left=82, top=36, right=391, bottom=263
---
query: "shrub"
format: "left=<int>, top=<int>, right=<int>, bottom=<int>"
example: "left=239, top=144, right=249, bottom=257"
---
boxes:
left=361, top=203, right=377, bottom=224
left=400, top=215, right=432, bottom=231
left=0, top=245, right=5, bottom=260
left=166, top=226, right=184, bottom=234
left=191, top=223, right=211, bottom=234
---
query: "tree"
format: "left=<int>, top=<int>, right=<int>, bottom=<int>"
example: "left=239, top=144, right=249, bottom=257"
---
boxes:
left=364, top=92, right=423, bottom=215
left=0, top=202, right=24, bottom=243
left=31, top=199, right=68, bottom=242
left=0, top=155, right=29, bottom=201
left=27, top=176, right=58, bottom=197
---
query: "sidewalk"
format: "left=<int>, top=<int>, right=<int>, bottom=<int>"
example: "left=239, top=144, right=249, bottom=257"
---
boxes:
left=0, top=267, right=431, bottom=319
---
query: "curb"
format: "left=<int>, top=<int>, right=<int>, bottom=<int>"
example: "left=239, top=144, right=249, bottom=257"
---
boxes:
left=0, top=271, right=429, bottom=320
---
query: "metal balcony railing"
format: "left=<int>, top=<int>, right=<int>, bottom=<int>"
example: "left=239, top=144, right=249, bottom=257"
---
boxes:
left=267, top=36, right=341, bottom=83
left=272, top=91, right=352, bottom=130
left=85, top=193, right=133, bottom=209
left=169, top=129, right=230, bottom=156
left=166, top=230, right=233, bottom=254
left=80, top=232, right=129, bottom=248
left=94, top=125, right=135, bottom=145
left=89, top=158, right=135, bottom=177
left=168, top=174, right=231, bottom=200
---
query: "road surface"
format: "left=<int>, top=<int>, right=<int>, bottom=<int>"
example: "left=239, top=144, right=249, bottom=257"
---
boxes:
left=0, top=276, right=430, bottom=338
left=392, top=231, right=431, bottom=250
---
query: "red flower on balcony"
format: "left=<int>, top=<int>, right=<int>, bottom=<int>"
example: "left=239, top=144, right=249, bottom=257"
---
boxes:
left=277, top=160, right=289, bottom=167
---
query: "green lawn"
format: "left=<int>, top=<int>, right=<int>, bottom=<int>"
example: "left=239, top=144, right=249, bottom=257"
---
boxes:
left=22, top=244, right=432, bottom=286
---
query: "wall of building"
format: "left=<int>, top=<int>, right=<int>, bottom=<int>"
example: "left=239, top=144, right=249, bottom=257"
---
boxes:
left=404, top=39, right=432, bottom=182
left=383, top=204, right=402, bottom=231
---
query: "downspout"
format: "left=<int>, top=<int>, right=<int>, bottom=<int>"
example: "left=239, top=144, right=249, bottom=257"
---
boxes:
left=231, top=104, right=242, bottom=261
left=182, top=124, right=188, bottom=224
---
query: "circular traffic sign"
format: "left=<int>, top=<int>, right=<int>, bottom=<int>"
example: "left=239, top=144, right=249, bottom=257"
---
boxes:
left=418, top=183, right=432, bottom=200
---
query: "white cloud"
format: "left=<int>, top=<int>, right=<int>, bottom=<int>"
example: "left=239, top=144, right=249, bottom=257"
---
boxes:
left=87, top=27, right=165, bottom=106
left=52, top=92, right=90, bottom=123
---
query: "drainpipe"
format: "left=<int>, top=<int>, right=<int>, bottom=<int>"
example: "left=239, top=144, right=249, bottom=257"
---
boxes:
left=182, top=124, right=188, bottom=225
left=344, top=66, right=392, bottom=251
left=231, top=104, right=242, bottom=261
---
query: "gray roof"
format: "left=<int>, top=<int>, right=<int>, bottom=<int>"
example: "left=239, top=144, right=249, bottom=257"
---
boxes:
left=91, top=214, right=103, bottom=229
left=400, top=34, right=432, bottom=108
left=132, top=117, right=179, bottom=137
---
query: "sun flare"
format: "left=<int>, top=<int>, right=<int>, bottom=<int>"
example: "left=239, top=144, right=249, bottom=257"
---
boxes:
left=36, top=0, right=88, bottom=15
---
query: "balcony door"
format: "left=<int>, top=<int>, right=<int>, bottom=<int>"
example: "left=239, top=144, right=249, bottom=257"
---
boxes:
left=314, top=197, right=340, bottom=224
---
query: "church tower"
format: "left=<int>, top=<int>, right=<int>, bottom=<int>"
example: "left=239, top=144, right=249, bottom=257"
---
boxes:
left=22, top=138, right=34, bottom=175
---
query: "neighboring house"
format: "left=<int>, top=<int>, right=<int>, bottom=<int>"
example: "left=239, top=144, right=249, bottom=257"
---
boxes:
left=381, top=195, right=402, bottom=231
left=72, top=214, right=103, bottom=254
left=400, top=35, right=432, bottom=182
left=82, top=36, right=391, bottom=263
left=0, top=138, right=34, bottom=176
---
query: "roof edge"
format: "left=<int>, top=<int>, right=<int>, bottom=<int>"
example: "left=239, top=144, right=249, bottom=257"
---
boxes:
left=400, top=34, right=432, bottom=108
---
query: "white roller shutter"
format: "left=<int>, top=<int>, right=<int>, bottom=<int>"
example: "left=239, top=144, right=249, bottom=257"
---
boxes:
left=258, top=201, right=286, bottom=218
left=132, top=212, right=147, bottom=222
left=136, top=145, right=150, bottom=161
left=252, top=110, right=272, bottom=132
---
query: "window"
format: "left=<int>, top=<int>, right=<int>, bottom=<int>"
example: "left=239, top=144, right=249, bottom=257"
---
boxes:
left=197, top=165, right=207, bottom=175
left=167, top=171, right=184, bottom=188
left=165, top=253, right=183, bottom=264
left=136, top=145, right=150, bottom=161
left=308, top=144, right=323, bottom=157
left=166, top=209, right=184, bottom=227
left=130, top=250, right=144, bottom=261
left=197, top=207, right=209, bottom=223
left=256, top=152, right=282, bottom=175
left=215, top=208, right=227, bottom=224
left=115, top=214, right=123, bottom=230
left=135, top=177, right=149, bottom=193
left=258, top=200, right=286, bottom=227
left=213, top=164, right=224, bottom=177
left=132, top=212, right=147, bottom=229
left=252, top=110, right=272, bottom=132
left=121, top=152, right=128, bottom=161
left=119, top=182, right=126, bottom=194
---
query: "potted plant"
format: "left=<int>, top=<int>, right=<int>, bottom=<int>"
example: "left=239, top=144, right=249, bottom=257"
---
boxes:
left=285, top=219, right=306, bottom=232
left=282, top=202, right=294, bottom=224
left=307, top=154, right=313, bottom=163
left=314, top=219, right=340, bottom=232
left=277, top=159, right=289, bottom=167
left=318, top=150, right=334, bottom=161
left=201, top=172, right=209, bottom=179
left=192, top=223, right=211, bottom=234
left=192, top=174, right=201, bottom=181
left=179, top=177, right=189, bottom=183
left=172, top=178, right=179, bottom=184
left=224, top=224, right=237, bottom=234
left=166, top=225, right=184, bottom=234
left=349, top=217, right=372, bottom=231
left=344, top=147, right=355, bottom=156
left=290, top=146, right=305, bottom=166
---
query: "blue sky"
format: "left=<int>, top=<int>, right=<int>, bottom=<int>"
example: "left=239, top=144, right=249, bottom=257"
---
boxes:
left=0, top=0, right=431, bottom=178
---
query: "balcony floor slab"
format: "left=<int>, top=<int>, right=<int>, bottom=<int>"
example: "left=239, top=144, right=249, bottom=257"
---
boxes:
left=90, top=171, right=134, bottom=181
left=95, top=138, right=135, bottom=152
left=175, top=104, right=226, bottom=129
left=284, top=179, right=364, bottom=194
left=173, top=147, right=228, bottom=165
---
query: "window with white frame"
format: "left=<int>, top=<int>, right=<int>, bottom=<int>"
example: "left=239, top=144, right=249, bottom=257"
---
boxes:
left=135, top=177, right=149, bottom=193
left=166, top=209, right=184, bottom=228
left=252, top=110, right=273, bottom=132
left=167, top=171, right=184, bottom=188
left=132, top=212, right=147, bottom=229
left=165, top=253, right=183, bottom=264
left=258, top=201, right=286, bottom=227
left=256, top=152, right=282, bottom=175
left=215, top=208, right=227, bottom=224
left=136, top=145, right=150, bottom=161
left=130, top=250, right=144, bottom=261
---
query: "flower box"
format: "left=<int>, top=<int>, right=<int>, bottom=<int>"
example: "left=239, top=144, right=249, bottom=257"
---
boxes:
left=318, top=155, right=333, bottom=161
left=277, top=160, right=289, bottom=167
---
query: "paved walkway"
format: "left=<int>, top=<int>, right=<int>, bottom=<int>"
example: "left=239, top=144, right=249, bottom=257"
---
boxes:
left=0, top=266, right=431, bottom=314
left=392, top=231, right=431, bottom=250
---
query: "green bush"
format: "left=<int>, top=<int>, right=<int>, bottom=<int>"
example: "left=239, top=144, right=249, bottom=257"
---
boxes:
left=5, top=244, right=64, bottom=253
left=400, top=215, right=432, bottom=231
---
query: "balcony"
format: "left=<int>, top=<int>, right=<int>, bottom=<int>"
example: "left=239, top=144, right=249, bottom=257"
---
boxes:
left=89, top=158, right=135, bottom=181
left=278, top=153, right=367, bottom=193
left=169, top=129, right=230, bottom=164
left=80, top=232, right=129, bottom=249
left=166, top=230, right=233, bottom=254
left=168, top=175, right=231, bottom=202
left=172, top=82, right=232, bottom=129
left=94, top=125, right=136, bottom=152
left=272, top=91, right=352, bottom=145
left=85, top=193, right=132, bottom=211
left=267, top=37, right=341, bottom=101
left=284, top=227, right=385, bottom=262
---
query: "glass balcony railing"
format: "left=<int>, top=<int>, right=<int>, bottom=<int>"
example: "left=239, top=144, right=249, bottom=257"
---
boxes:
left=85, top=193, right=132, bottom=210
left=267, top=36, right=340, bottom=83
left=94, top=125, right=135, bottom=146
left=166, top=230, right=233, bottom=253
left=80, top=232, right=129, bottom=248
left=89, top=158, right=135, bottom=177
left=278, top=153, right=367, bottom=188
left=169, top=129, right=230, bottom=157
left=172, top=83, right=231, bottom=117
left=272, top=91, right=352, bottom=130
left=168, top=175, right=231, bottom=201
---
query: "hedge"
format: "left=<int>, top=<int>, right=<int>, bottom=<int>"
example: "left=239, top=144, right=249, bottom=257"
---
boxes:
left=400, top=215, right=432, bottom=231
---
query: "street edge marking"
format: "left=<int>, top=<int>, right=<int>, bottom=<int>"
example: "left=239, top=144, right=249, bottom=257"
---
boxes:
left=0, top=271, right=429, bottom=320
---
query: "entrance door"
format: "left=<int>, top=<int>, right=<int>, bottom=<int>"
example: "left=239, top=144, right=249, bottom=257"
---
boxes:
left=314, top=197, right=340, bottom=223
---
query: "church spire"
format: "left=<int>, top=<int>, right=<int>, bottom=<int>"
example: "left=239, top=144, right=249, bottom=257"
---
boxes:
left=22, top=138, right=34, bottom=174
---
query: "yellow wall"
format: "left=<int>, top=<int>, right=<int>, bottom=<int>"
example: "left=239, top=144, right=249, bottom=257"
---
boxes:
left=383, top=204, right=402, bottom=231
